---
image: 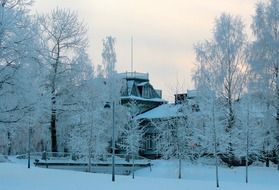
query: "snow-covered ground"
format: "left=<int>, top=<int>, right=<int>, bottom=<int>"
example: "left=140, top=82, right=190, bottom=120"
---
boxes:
left=1, top=158, right=279, bottom=190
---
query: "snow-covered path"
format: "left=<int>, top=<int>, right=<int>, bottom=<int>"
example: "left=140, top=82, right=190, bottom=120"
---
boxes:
left=1, top=160, right=279, bottom=190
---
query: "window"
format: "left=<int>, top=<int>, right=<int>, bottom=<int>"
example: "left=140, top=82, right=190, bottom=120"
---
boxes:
left=145, top=135, right=152, bottom=150
left=145, top=134, right=157, bottom=150
left=192, top=104, right=200, bottom=112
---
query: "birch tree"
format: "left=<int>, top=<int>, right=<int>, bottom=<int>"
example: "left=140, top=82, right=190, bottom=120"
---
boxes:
left=101, top=36, right=117, bottom=78
left=250, top=0, right=279, bottom=169
left=154, top=111, right=195, bottom=179
left=193, top=13, right=249, bottom=166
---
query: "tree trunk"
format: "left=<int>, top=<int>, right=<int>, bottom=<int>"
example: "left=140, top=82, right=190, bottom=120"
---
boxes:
left=213, top=98, right=219, bottom=188
left=228, top=104, right=235, bottom=160
left=50, top=44, right=60, bottom=153
left=50, top=101, right=57, bottom=153
left=277, top=109, right=279, bottom=170
left=245, top=132, right=249, bottom=183
left=88, top=153, right=92, bottom=172
left=7, top=131, right=11, bottom=155
left=132, top=153, right=135, bottom=179
left=178, top=158, right=182, bottom=179
left=266, top=158, right=269, bottom=167
left=50, top=78, right=58, bottom=153
left=275, top=61, right=279, bottom=170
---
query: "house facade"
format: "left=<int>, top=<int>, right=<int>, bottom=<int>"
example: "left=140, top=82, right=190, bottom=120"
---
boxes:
left=136, top=103, right=184, bottom=158
left=135, top=90, right=200, bottom=159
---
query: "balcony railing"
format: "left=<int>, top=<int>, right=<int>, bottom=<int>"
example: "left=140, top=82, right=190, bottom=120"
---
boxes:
left=119, top=72, right=149, bottom=81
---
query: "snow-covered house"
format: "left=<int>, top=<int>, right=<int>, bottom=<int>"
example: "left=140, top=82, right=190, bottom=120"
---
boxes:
left=136, top=90, right=200, bottom=159
left=118, top=73, right=201, bottom=159
left=136, top=103, right=184, bottom=158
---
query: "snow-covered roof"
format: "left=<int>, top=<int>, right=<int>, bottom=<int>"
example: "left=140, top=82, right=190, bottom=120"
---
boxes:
left=136, top=104, right=183, bottom=119
left=136, top=82, right=148, bottom=86
left=187, top=90, right=198, bottom=99
left=121, top=95, right=167, bottom=103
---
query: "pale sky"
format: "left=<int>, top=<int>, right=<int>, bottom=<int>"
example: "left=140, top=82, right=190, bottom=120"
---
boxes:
left=33, top=0, right=255, bottom=101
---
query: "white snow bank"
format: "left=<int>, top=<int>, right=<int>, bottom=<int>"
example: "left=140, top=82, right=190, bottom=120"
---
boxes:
left=0, top=155, right=10, bottom=163
left=0, top=160, right=279, bottom=190
left=137, top=160, right=279, bottom=186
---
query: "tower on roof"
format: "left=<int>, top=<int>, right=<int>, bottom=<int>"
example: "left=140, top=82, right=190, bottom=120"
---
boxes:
left=119, top=72, right=167, bottom=114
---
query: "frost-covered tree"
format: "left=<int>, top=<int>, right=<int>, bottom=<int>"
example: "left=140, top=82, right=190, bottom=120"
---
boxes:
left=101, top=36, right=116, bottom=78
left=38, top=8, right=87, bottom=152
left=0, top=0, right=34, bottom=123
left=69, top=77, right=114, bottom=172
left=193, top=13, right=249, bottom=165
left=192, top=90, right=222, bottom=187
left=118, top=101, right=143, bottom=178
left=100, top=36, right=122, bottom=102
left=0, top=0, right=45, bottom=154
left=119, top=101, right=142, bottom=156
left=52, top=48, right=93, bottom=153
left=249, top=0, right=279, bottom=168
left=154, top=111, right=196, bottom=179
left=0, top=0, right=33, bottom=9
left=100, top=35, right=128, bottom=154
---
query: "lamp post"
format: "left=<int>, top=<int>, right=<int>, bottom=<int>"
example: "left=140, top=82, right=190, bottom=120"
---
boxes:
left=104, top=101, right=116, bottom=182
left=28, top=127, right=32, bottom=169
left=245, top=97, right=250, bottom=183
left=88, top=105, right=95, bottom=173
left=88, top=118, right=93, bottom=173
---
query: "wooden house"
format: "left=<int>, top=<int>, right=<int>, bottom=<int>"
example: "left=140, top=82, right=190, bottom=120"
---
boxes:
left=135, top=90, right=200, bottom=159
